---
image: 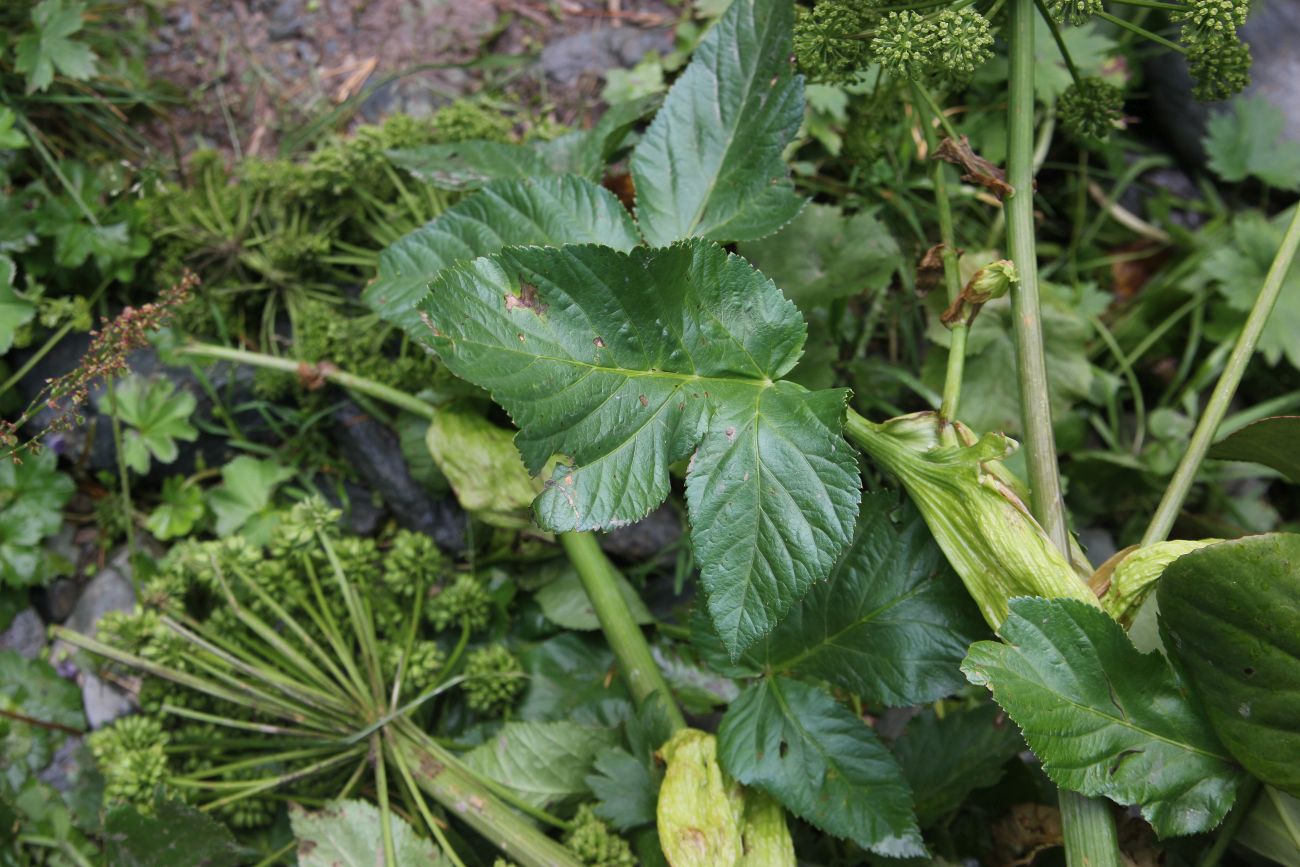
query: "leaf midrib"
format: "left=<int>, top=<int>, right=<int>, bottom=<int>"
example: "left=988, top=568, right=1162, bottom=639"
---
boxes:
left=993, top=651, right=1233, bottom=765
left=441, top=334, right=777, bottom=391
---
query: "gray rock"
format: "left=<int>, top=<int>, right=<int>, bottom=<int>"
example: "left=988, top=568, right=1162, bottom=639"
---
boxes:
left=539, top=27, right=674, bottom=83
left=329, top=400, right=467, bottom=551
left=322, top=480, right=388, bottom=537
left=269, top=18, right=304, bottom=41
left=65, top=554, right=134, bottom=638
left=56, top=552, right=136, bottom=729
left=1144, top=0, right=1300, bottom=165
left=600, top=505, right=682, bottom=565
left=39, top=577, right=82, bottom=623
left=0, top=608, right=45, bottom=659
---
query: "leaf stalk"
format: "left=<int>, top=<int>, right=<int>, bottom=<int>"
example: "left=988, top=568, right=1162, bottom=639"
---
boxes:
left=1005, top=0, right=1123, bottom=861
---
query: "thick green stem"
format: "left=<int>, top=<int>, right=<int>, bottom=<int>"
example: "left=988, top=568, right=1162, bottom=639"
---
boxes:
left=1005, top=0, right=1122, bottom=862
left=1141, top=204, right=1300, bottom=547
left=911, top=83, right=969, bottom=423
left=560, top=531, right=687, bottom=732
left=389, top=721, right=584, bottom=867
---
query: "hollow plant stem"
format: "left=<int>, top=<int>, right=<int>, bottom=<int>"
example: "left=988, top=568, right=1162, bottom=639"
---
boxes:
left=560, top=531, right=687, bottom=732
left=1141, top=204, right=1300, bottom=547
left=1005, top=0, right=1122, bottom=862
left=910, top=82, right=968, bottom=423
left=388, top=721, right=584, bottom=867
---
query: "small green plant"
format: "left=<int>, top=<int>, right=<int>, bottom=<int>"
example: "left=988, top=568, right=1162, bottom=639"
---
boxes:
left=98, top=376, right=198, bottom=475
left=0, top=448, right=73, bottom=587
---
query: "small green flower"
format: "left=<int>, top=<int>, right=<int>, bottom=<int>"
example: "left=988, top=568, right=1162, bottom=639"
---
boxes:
left=1187, top=33, right=1252, bottom=101
left=922, top=8, right=995, bottom=82
left=1059, top=77, right=1127, bottom=142
left=382, top=530, right=443, bottom=597
left=427, top=573, right=492, bottom=633
left=793, top=0, right=875, bottom=83
left=463, top=645, right=523, bottom=714
left=1045, top=0, right=1102, bottom=25
left=1178, top=0, right=1249, bottom=35
left=565, top=804, right=637, bottom=867
left=871, top=11, right=929, bottom=79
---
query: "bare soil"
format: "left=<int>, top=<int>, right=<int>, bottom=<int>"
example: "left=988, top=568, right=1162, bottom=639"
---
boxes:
left=145, top=0, right=679, bottom=159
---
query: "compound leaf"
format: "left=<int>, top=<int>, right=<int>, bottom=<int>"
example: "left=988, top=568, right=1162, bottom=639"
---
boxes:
left=1205, top=97, right=1300, bottom=191
left=365, top=175, right=639, bottom=333
left=1159, top=534, right=1300, bottom=798
left=413, top=239, right=859, bottom=656
left=962, top=597, right=1245, bottom=837
left=100, top=377, right=198, bottom=475
left=747, top=492, right=987, bottom=706
left=464, top=720, right=617, bottom=810
left=14, top=0, right=98, bottom=94
left=630, top=0, right=805, bottom=246
left=206, top=456, right=293, bottom=540
left=717, top=676, right=924, bottom=857
left=1208, top=416, right=1300, bottom=484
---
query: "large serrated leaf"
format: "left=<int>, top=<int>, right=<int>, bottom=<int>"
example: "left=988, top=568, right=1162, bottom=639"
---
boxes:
left=413, top=239, right=859, bottom=656
left=630, top=0, right=805, bottom=246
left=962, top=597, right=1245, bottom=837
left=464, top=721, right=617, bottom=810
left=1158, top=534, right=1300, bottom=797
left=717, top=676, right=924, bottom=857
left=364, top=174, right=640, bottom=332
left=744, top=492, right=987, bottom=706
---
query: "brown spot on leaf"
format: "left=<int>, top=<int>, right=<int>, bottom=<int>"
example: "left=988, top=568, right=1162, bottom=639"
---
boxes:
left=933, top=135, right=1016, bottom=200
left=419, top=756, right=445, bottom=778
left=505, top=281, right=546, bottom=315
left=639, top=394, right=649, bottom=407
left=594, top=336, right=606, bottom=348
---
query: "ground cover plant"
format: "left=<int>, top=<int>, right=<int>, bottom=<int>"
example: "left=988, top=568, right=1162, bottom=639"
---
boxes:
left=2, top=0, right=1300, bottom=864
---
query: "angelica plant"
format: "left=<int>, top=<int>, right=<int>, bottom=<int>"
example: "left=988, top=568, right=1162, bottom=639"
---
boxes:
left=59, top=500, right=588, bottom=867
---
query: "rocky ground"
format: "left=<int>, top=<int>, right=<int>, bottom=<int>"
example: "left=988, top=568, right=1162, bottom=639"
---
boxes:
left=144, top=0, right=679, bottom=158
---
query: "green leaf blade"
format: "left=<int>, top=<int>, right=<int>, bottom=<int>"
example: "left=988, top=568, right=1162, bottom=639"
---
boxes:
left=630, top=0, right=806, bottom=246
left=962, top=597, right=1245, bottom=837
left=413, top=239, right=860, bottom=656
left=752, top=492, right=988, bottom=706
left=364, top=175, right=640, bottom=332
left=1158, top=534, right=1300, bottom=798
left=464, top=720, right=617, bottom=810
left=717, top=676, right=924, bottom=857
left=290, top=799, right=445, bottom=867
left=1208, top=416, right=1300, bottom=484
